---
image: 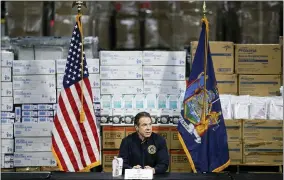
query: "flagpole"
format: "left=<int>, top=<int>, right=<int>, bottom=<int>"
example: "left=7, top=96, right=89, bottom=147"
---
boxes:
left=73, top=1, right=87, bottom=123
left=202, top=1, right=208, bottom=123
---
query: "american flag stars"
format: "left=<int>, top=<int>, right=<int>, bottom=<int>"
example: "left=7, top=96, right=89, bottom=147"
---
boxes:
left=63, top=23, right=89, bottom=89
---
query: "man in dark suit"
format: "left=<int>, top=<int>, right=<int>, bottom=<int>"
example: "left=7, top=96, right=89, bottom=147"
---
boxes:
left=118, top=111, right=169, bottom=174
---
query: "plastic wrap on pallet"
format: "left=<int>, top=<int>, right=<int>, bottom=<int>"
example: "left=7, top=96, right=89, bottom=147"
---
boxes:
left=170, top=1, right=221, bottom=50
left=1, top=37, right=12, bottom=50
left=93, top=12, right=111, bottom=50
left=93, top=1, right=113, bottom=13
left=231, top=95, right=250, bottom=119
left=53, top=15, right=92, bottom=37
left=267, top=96, right=283, bottom=120
left=237, top=1, right=281, bottom=43
left=10, top=36, right=98, bottom=60
left=92, top=2, right=113, bottom=50
left=115, top=2, right=140, bottom=16
left=115, top=15, right=140, bottom=49
left=54, top=1, right=94, bottom=16
left=144, top=13, right=171, bottom=49
left=219, top=95, right=233, bottom=120
left=6, top=2, right=44, bottom=37
left=249, top=96, right=268, bottom=120
left=141, top=1, right=176, bottom=14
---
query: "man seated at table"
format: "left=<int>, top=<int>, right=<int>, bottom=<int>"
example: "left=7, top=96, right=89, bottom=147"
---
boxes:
left=118, top=111, right=169, bottom=174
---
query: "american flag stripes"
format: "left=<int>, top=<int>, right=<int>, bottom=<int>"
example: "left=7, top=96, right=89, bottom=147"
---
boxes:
left=52, top=15, right=101, bottom=172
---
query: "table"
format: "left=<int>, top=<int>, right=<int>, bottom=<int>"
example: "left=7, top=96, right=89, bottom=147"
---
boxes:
left=1, top=172, right=282, bottom=180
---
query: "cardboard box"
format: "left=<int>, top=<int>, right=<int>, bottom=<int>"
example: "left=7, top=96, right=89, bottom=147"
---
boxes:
left=125, top=127, right=136, bottom=136
left=88, top=74, right=101, bottom=88
left=13, top=89, right=57, bottom=104
left=152, top=126, right=171, bottom=149
left=1, top=67, right=12, bottom=82
left=243, top=141, right=283, bottom=165
left=102, top=126, right=125, bottom=149
left=1, top=124, right=13, bottom=138
left=243, top=120, right=283, bottom=141
left=13, top=75, right=56, bottom=91
left=14, top=123, right=53, bottom=137
left=228, top=141, right=242, bottom=165
left=238, top=75, right=281, bottom=96
left=56, top=59, right=100, bottom=74
left=13, top=60, right=56, bottom=75
left=14, top=152, right=56, bottom=167
left=191, top=41, right=234, bottom=74
left=143, top=66, right=185, bottom=80
left=170, top=150, right=192, bottom=172
left=2, top=139, right=14, bottom=153
left=142, top=51, right=186, bottom=66
left=101, top=80, right=143, bottom=94
left=224, top=120, right=242, bottom=142
left=170, top=127, right=182, bottom=150
left=1, top=51, right=14, bottom=67
left=100, top=51, right=142, bottom=66
left=1, top=97, right=13, bottom=111
left=102, top=150, right=119, bottom=172
left=100, top=66, right=142, bottom=80
left=215, top=74, right=238, bottom=95
left=143, top=80, right=186, bottom=95
left=1, top=82, right=13, bottom=97
left=15, top=137, right=52, bottom=152
left=235, top=44, right=282, bottom=74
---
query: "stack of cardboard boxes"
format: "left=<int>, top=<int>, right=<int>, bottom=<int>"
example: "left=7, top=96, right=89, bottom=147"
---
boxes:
left=235, top=42, right=283, bottom=166
left=100, top=51, right=187, bottom=172
left=102, top=126, right=192, bottom=172
left=235, top=44, right=282, bottom=96
left=190, top=40, right=283, bottom=166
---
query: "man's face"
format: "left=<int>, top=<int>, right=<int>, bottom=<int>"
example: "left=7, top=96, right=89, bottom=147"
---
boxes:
left=136, top=117, right=152, bottom=138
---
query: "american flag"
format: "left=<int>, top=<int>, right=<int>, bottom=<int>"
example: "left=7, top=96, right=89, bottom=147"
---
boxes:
left=52, top=15, right=101, bottom=172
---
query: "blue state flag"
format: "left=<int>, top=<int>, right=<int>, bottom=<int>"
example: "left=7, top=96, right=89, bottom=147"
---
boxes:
left=177, top=17, right=230, bottom=173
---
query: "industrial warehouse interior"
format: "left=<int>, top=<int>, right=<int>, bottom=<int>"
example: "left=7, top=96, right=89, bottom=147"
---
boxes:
left=0, top=1, right=283, bottom=180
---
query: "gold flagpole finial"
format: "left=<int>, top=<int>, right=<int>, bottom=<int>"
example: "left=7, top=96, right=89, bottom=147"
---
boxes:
left=72, top=1, right=87, bottom=14
left=203, top=1, right=207, bottom=18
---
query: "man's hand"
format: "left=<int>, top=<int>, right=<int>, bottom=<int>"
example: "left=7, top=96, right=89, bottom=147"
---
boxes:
left=133, top=165, right=141, bottom=169
left=144, top=166, right=155, bottom=174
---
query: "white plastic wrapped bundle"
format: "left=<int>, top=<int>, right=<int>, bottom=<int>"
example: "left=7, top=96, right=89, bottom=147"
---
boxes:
left=231, top=95, right=250, bottom=119
left=219, top=95, right=233, bottom=120
left=280, top=86, right=283, bottom=96
left=268, top=97, right=283, bottom=120
left=249, top=96, right=268, bottom=120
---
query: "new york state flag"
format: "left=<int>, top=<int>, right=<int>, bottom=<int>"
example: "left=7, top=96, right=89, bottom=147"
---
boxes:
left=177, top=17, right=230, bottom=173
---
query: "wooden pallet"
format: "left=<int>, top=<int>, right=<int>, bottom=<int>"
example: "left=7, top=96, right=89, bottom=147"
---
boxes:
left=15, top=167, right=41, bottom=172
left=224, top=164, right=283, bottom=173
left=1, top=168, right=15, bottom=172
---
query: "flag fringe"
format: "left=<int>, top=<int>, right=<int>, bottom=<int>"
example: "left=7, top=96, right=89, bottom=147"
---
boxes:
left=212, top=159, right=231, bottom=172
left=51, top=146, right=101, bottom=172
left=178, top=133, right=231, bottom=173
left=51, top=146, right=64, bottom=171
left=178, top=132, right=197, bottom=173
